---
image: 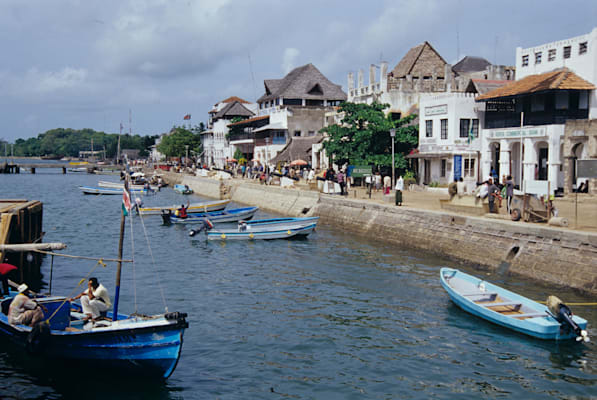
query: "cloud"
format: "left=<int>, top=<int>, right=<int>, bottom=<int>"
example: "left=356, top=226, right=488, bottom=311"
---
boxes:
left=282, top=48, right=300, bottom=74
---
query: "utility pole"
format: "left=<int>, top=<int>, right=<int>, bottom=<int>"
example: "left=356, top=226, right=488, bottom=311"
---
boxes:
left=390, top=128, right=396, bottom=187
left=185, top=145, right=189, bottom=167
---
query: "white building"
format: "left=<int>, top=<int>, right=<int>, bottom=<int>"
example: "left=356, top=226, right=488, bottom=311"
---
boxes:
left=202, top=96, right=257, bottom=168
left=414, top=93, right=483, bottom=186
left=516, top=27, right=597, bottom=119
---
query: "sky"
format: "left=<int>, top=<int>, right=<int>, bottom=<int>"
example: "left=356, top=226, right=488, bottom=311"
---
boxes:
left=1, top=0, right=596, bottom=142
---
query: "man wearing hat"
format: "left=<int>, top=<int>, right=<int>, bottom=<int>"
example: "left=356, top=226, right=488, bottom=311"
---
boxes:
left=8, top=284, right=45, bottom=326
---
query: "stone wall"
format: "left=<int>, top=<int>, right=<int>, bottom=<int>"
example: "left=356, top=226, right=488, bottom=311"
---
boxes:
left=159, top=173, right=597, bottom=294
left=563, top=119, right=597, bottom=195
left=313, top=197, right=597, bottom=294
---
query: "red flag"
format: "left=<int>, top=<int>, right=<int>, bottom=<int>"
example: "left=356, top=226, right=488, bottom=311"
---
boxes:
left=183, top=114, right=191, bottom=120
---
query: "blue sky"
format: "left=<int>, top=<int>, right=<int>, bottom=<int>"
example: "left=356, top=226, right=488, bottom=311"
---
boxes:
left=1, top=0, right=596, bottom=142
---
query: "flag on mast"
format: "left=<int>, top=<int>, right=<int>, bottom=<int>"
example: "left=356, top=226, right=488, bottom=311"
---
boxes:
left=183, top=114, right=191, bottom=120
left=468, top=119, right=474, bottom=145
left=122, top=175, right=131, bottom=216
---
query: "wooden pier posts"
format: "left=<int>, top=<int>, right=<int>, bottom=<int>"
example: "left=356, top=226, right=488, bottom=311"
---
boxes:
left=0, top=200, right=44, bottom=285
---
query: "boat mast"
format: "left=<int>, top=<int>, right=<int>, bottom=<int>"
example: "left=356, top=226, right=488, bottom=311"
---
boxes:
left=112, top=172, right=129, bottom=321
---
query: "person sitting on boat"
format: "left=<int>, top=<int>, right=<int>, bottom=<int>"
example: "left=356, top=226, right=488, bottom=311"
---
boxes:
left=70, top=277, right=111, bottom=320
left=8, top=284, right=46, bottom=326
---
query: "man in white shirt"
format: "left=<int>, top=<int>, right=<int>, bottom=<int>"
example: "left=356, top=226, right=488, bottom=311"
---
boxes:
left=8, top=284, right=45, bottom=326
left=70, top=277, right=112, bottom=320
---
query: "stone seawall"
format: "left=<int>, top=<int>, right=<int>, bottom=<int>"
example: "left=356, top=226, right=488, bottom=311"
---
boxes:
left=159, top=173, right=597, bottom=294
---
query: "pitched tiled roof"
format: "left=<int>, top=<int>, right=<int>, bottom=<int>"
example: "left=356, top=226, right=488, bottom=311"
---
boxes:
left=257, top=63, right=346, bottom=103
left=476, top=68, right=595, bottom=101
left=227, top=115, right=269, bottom=127
left=453, top=56, right=491, bottom=73
left=390, top=41, right=447, bottom=78
left=217, top=96, right=251, bottom=105
left=213, top=101, right=254, bottom=119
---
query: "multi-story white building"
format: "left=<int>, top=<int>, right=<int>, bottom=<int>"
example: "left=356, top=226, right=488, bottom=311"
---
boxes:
left=201, top=96, right=257, bottom=168
left=476, top=28, right=597, bottom=194
left=414, top=93, right=483, bottom=186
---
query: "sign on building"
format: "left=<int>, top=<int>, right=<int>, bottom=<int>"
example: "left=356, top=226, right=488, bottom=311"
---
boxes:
left=349, top=165, right=372, bottom=178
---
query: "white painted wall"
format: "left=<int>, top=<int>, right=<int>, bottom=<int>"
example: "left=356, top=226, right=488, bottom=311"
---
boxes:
left=516, top=27, right=597, bottom=85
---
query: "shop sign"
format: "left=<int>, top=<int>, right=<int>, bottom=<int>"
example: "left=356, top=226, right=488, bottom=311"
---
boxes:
left=350, top=165, right=372, bottom=178
left=487, top=127, right=546, bottom=139
left=425, top=104, right=448, bottom=116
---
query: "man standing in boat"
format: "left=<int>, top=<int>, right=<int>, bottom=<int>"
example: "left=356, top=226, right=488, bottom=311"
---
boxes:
left=70, top=278, right=111, bottom=320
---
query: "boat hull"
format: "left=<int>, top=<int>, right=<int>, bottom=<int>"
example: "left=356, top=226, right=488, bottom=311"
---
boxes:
left=98, top=180, right=159, bottom=191
left=138, top=200, right=230, bottom=215
left=79, top=186, right=153, bottom=196
left=440, top=268, right=588, bottom=340
left=167, top=207, right=258, bottom=224
left=243, top=217, right=320, bottom=230
left=0, top=312, right=187, bottom=379
left=207, top=223, right=316, bottom=240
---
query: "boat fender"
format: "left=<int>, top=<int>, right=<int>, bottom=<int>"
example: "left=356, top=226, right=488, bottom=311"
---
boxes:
left=26, top=321, right=51, bottom=354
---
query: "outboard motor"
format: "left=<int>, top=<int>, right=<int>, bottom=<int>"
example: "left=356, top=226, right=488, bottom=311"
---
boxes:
left=547, top=295, right=589, bottom=342
left=161, top=209, right=172, bottom=225
left=188, top=218, right=214, bottom=237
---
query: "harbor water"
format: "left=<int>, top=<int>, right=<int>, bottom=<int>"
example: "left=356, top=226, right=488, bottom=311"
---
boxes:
left=1, top=170, right=596, bottom=399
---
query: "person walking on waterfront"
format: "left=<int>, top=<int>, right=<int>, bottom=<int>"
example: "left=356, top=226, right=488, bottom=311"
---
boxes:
left=456, top=177, right=466, bottom=197
left=8, top=284, right=46, bottom=326
left=70, top=278, right=111, bottom=320
left=505, top=175, right=514, bottom=213
left=383, top=174, right=391, bottom=195
left=395, top=175, right=404, bottom=206
left=308, top=168, right=315, bottom=183
left=487, top=177, right=499, bottom=213
left=448, top=179, right=458, bottom=199
left=337, top=169, right=346, bottom=195
left=374, top=172, right=382, bottom=192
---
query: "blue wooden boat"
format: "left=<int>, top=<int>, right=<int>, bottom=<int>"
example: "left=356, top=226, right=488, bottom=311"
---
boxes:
left=0, top=172, right=189, bottom=379
left=440, top=268, right=589, bottom=341
left=205, top=222, right=316, bottom=241
left=79, top=186, right=154, bottom=196
left=162, top=207, right=259, bottom=224
left=0, top=292, right=187, bottom=378
left=173, top=184, right=193, bottom=194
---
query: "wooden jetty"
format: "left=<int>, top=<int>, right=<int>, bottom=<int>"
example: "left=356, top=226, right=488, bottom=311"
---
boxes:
left=0, top=200, right=44, bottom=283
left=0, top=161, right=123, bottom=174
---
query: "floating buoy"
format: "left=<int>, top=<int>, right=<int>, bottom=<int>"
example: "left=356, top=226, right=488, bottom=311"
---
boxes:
left=249, top=233, right=254, bottom=239
left=287, top=230, right=291, bottom=235
left=221, top=234, right=226, bottom=239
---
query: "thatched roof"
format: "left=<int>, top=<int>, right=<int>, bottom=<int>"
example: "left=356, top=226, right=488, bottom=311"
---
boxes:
left=258, top=63, right=346, bottom=103
left=213, top=101, right=254, bottom=120
left=270, top=135, right=323, bottom=164
left=390, top=41, right=447, bottom=79
left=453, top=56, right=491, bottom=74
left=476, top=68, right=595, bottom=101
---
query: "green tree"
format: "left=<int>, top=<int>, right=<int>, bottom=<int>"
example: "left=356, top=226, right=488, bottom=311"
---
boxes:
left=157, top=126, right=202, bottom=158
left=321, top=102, right=418, bottom=170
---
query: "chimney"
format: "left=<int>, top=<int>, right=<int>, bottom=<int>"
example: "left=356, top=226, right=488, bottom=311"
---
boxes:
left=358, top=69, right=364, bottom=88
left=348, top=72, right=354, bottom=90
left=380, top=62, right=388, bottom=90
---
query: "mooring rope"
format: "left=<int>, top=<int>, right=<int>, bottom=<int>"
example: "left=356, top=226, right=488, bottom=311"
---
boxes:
left=43, top=259, right=108, bottom=323
left=33, top=249, right=132, bottom=263
left=136, top=206, right=168, bottom=312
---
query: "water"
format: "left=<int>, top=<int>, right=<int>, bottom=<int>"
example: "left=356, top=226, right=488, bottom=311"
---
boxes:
left=1, top=170, right=596, bottom=399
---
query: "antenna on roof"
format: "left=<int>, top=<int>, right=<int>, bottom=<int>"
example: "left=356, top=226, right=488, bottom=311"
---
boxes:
left=494, top=35, right=498, bottom=64
left=248, top=53, right=257, bottom=101
left=456, top=29, right=460, bottom=62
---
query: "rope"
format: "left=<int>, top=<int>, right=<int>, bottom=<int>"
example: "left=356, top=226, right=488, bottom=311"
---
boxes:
left=43, top=259, right=107, bottom=323
left=535, top=301, right=597, bottom=306
left=33, top=249, right=133, bottom=263
left=136, top=207, right=168, bottom=312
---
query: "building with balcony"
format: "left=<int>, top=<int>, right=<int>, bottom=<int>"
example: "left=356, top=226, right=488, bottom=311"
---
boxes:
left=201, top=96, right=257, bottom=167
left=476, top=68, right=595, bottom=192
left=228, top=63, right=346, bottom=166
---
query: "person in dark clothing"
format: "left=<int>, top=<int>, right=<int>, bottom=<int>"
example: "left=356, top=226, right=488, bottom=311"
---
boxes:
left=487, top=178, right=499, bottom=213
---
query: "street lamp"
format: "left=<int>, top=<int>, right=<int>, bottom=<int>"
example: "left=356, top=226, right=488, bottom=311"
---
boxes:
left=390, top=128, right=396, bottom=188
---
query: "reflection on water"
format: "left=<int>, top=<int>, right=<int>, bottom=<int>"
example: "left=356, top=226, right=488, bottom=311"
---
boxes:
left=0, top=171, right=595, bottom=399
